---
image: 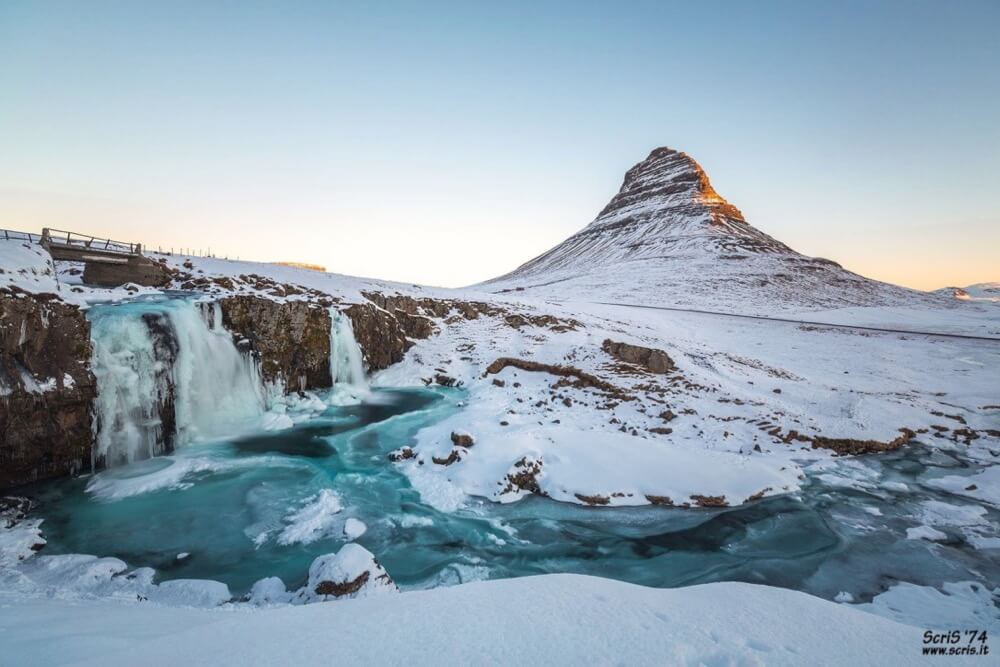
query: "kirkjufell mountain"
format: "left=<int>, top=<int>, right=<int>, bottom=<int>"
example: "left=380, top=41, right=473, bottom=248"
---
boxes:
left=483, top=147, right=943, bottom=313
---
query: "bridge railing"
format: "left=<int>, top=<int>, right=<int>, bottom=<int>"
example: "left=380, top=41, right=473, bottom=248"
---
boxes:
left=1, top=229, right=44, bottom=243
left=41, top=228, right=141, bottom=256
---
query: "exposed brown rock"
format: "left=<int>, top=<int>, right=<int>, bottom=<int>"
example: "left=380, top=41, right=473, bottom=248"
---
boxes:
left=450, top=432, right=474, bottom=448
left=499, top=456, right=545, bottom=496
left=218, top=296, right=332, bottom=391
left=575, top=493, right=611, bottom=506
left=0, top=291, right=96, bottom=488
left=483, top=357, right=624, bottom=396
left=690, top=494, right=729, bottom=508
left=645, top=495, right=674, bottom=506
left=343, top=302, right=412, bottom=371
left=811, top=427, right=916, bottom=456
left=431, top=449, right=462, bottom=466
left=931, top=410, right=967, bottom=424
left=504, top=313, right=580, bottom=332
left=388, top=447, right=415, bottom=462
left=602, top=339, right=675, bottom=374
left=951, top=428, right=980, bottom=444
left=431, top=373, right=460, bottom=387
left=314, top=571, right=369, bottom=598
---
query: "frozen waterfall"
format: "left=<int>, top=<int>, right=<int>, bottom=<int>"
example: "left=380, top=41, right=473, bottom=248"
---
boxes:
left=329, top=309, right=368, bottom=390
left=89, top=298, right=266, bottom=467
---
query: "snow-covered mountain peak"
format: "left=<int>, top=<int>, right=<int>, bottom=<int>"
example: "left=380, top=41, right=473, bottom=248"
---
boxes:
left=595, top=146, right=744, bottom=226
left=481, top=146, right=948, bottom=314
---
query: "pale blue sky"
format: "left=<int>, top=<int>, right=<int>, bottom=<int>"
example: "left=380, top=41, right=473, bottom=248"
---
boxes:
left=1, top=1, right=997, bottom=288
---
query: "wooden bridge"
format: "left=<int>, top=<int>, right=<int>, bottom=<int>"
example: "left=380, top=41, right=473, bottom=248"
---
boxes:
left=39, top=228, right=144, bottom=264
left=2, top=228, right=170, bottom=287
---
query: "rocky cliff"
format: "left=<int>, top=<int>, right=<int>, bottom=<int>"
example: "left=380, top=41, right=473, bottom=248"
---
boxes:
left=0, top=289, right=96, bottom=488
left=217, top=296, right=333, bottom=392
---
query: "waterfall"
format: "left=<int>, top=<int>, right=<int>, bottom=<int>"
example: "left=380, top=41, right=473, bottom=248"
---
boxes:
left=89, top=298, right=266, bottom=467
left=328, top=309, right=368, bottom=390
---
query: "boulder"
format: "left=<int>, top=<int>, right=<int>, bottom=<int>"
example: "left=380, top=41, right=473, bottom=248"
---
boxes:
left=295, top=544, right=398, bottom=603
left=602, top=339, right=675, bottom=374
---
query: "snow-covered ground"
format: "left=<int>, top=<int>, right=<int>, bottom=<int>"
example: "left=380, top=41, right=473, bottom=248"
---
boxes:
left=0, top=575, right=939, bottom=666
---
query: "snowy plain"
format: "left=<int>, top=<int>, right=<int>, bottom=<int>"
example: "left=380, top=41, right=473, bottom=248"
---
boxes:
left=0, top=576, right=938, bottom=666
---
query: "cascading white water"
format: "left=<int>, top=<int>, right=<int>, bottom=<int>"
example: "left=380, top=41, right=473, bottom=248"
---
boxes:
left=169, top=302, right=267, bottom=443
left=328, top=308, right=368, bottom=390
left=89, top=298, right=266, bottom=467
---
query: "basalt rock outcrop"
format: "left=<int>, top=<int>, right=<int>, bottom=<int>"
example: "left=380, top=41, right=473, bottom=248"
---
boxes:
left=602, top=339, right=675, bottom=374
left=217, top=296, right=332, bottom=391
left=344, top=292, right=505, bottom=372
left=0, top=290, right=96, bottom=488
left=343, top=302, right=413, bottom=372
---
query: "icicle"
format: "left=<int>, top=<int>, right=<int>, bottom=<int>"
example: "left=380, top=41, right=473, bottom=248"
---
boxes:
left=211, top=301, right=223, bottom=331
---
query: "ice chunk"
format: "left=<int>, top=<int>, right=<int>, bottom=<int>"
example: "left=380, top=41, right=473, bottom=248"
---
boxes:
left=343, top=518, right=367, bottom=540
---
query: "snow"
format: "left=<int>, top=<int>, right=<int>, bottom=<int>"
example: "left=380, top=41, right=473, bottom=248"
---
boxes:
left=918, top=500, right=988, bottom=528
left=906, top=525, right=948, bottom=541
left=343, top=518, right=367, bottom=540
left=858, top=580, right=1000, bottom=634
left=0, top=552, right=233, bottom=608
left=401, top=411, right=801, bottom=509
left=0, top=518, right=44, bottom=568
left=153, top=579, right=232, bottom=607
left=0, top=574, right=932, bottom=666
left=275, top=490, right=343, bottom=546
left=0, top=240, right=61, bottom=294
left=925, top=467, right=1000, bottom=507
left=246, top=576, right=291, bottom=606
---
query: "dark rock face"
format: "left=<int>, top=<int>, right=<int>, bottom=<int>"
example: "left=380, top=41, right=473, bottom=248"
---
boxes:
left=602, top=339, right=675, bottom=374
left=343, top=302, right=413, bottom=372
left=218, top=296, right=332, bottom=392
left=0, top=291, right=96, bottom=488
left=346, top=291, right=578, bottom=372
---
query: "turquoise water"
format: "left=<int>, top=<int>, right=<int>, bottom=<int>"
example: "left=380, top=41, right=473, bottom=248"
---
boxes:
left=25, top=386, right=1000, bottom=603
